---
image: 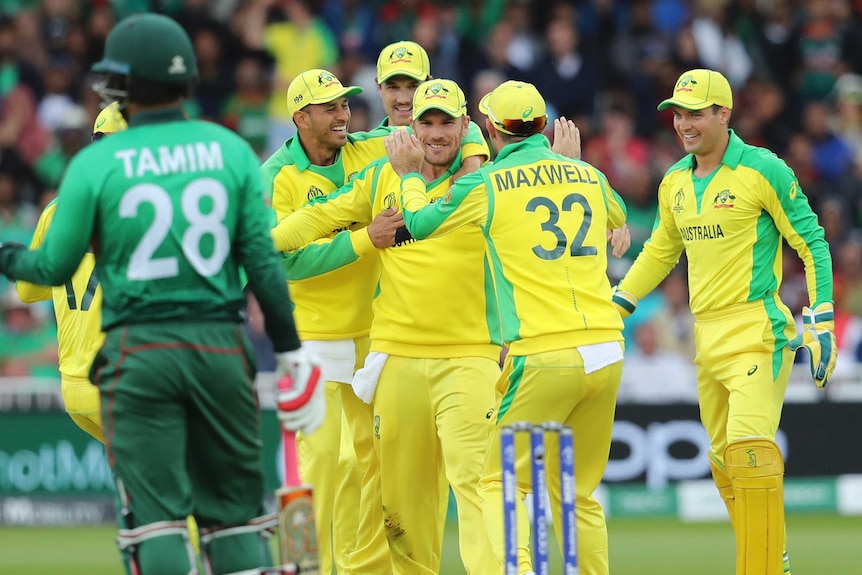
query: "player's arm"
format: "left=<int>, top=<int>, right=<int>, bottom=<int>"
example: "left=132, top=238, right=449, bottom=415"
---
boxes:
left=760, top=161, right=833, bottom=305
left=451, top=121, right=491, bottom=181
left=616, top=178, right=684, bottom=308
left=0, top=157, right=95, bottom=286
left=16, top=200, right=56, bottom=302
left=270, top=161, right=378, bottom=252
left=281, top=231, right=367, bottom=281
left=400, top=171, right=487, bottom=239
left=236, top=147, right=301, bottom=353
left=596, top=169, right=627, bottom=229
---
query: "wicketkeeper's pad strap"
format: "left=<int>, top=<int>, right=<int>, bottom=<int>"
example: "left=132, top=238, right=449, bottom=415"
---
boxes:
left=198, top=512, right=279, bottom=546
left=117, top=519, right=190, bottom=550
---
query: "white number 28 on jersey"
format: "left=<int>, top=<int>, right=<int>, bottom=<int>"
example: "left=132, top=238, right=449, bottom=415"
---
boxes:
left=120, top=178, right=231, bottom=280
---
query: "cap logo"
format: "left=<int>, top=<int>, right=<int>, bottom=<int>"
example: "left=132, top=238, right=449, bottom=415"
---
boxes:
left=424, top=82, right=449, bottom=100
left=522, top=106, right=533, bottom=118
left=96, top=117, right=107, bottom=129
left=168, top=55, right=187, bottom=75
left=293, top=94, right=304, bottom=105
left=676, top=75, right=697, bottom=93
left=318, top=71, right=338, bottom=88
left=389, top=47, right=414, bottom=63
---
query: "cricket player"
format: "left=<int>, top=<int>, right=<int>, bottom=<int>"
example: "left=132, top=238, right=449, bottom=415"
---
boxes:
left=16, top=101, right=127, bottom=443
left=262, top=66, right=490, bottom=573
left=271, top=79, right=597, bottom=575
left=388, top=80, right=627, bottom=575
left=0, top=14, right=323, bottom=575
left=612, top=69, right=835, bottom=575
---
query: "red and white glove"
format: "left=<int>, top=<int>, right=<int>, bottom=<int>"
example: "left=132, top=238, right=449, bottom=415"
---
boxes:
left=275, top=349, right=325, bottom=434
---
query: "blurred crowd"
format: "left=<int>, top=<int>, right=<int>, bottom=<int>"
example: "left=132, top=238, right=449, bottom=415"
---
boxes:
left=1, top=0, right=861, bottom=401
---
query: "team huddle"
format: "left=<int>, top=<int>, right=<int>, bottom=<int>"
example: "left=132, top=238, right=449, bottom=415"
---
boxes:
left=0, top=12, right=838, bottom=575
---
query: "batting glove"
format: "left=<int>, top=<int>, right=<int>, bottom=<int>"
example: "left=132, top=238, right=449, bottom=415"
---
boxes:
left=788, top=303, right=837, bottom=389
left=611, top=286, right=638, bottom=319
left=276, top=349, right=325, bottom=434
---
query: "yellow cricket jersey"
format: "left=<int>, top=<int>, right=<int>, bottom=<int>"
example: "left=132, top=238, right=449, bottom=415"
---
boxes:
left=271, top=154, right=501, bottom=361
left=264, top=123, right=490, bottom=341
left=619, top=130, right=833, bottom=315
left=400, top=135, right=627, bottom=356
left=261, top=131, right=386, bottom=340
left=16, top=199, right=104, bottom=380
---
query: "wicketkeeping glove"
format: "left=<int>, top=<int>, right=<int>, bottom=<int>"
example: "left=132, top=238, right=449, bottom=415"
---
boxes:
left=275, top=349, right=325, bottom=434
left=787, top=303, right=837, bottom=389
left=611, top=286, right=638, bottom=319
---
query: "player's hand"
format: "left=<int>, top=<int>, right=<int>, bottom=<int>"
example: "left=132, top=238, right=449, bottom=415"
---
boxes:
left=385, top=128, right=425, bottom=177
left=551, top=116, right=580, bottom=160
left=0, top=242, right=26, bottom=279
left=275, top=349, right=326, bottom=434
left=367, top=208, right=406, bottom=248
left=607, top=225, right=630, bottom=259
left=611, top=285, right=638, bottom=319
left=788, top=303, right=837, bottom=388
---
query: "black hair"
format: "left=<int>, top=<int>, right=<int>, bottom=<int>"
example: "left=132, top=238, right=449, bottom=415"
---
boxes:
left=105, top=73, right=194, bottom=106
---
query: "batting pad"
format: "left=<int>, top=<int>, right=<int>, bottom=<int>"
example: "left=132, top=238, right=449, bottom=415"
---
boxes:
left=709, top=459, right=736, bottom=531
left=724, top=438, right=785, bottom=575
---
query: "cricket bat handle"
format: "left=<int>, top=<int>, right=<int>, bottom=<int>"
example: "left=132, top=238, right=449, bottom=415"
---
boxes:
left=283, top=428, right=301, bottom=487
left=277, top=392, right=320, bottom=575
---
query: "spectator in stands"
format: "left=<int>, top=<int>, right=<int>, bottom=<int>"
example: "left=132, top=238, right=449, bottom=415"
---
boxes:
left=618, top=321, right=697, bottom=404
left=0, top=287, right=57, bottom=380
left=34, top=104, right=89, bottom=189
left=222, top=51, right=272, bottom=159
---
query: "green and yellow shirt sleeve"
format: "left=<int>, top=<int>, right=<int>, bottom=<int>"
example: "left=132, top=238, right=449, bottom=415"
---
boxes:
left=16, top=199, right=56, bottom=303
left=401, top=170, right=488, bottom=240
left=755, top=152, right=832, bottom=305
left=618, top=170, right=686, bottom=299
left=271, top=160, right=379, bottom=252
left=462, top=121, right=491, bottom=161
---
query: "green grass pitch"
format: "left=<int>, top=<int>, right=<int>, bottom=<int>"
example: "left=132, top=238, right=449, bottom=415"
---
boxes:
left=0, top=514, right=860, bottom=574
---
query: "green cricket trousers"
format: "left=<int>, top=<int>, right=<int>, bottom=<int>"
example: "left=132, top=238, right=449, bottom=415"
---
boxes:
left=91, top=321, right=270, bottom=575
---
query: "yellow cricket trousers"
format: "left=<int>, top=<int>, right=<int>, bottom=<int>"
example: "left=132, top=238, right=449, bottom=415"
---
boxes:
left=373, top=355, right=500, bottom=575
left=62, top=375, right=104, bottom=443
left=479, top=347, right=623, bottom=575
left=297, top=337, right=373, bottom=574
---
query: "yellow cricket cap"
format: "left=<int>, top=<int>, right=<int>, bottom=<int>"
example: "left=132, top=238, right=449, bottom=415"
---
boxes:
left=479, top=80, right=547, bottom=136
left=657, top=69, right=733, bottom=111
left=412, top=79, right=467, bottom=120
left=287, top=69, right=362, bottom=116
left=377, top=41, right=431, bottom=84
left=93, top=101, right=127, bottom=135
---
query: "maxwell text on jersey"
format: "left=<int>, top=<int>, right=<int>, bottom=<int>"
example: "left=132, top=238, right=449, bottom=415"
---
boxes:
left=493, top=163, right=598, bottom=191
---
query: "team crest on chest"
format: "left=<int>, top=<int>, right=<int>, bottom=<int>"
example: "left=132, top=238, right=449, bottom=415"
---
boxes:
left=712, top=189, right=736, bottom=209
left=307, top=185, right=323, bottom=201
left=383, top=192, right=397, bottom=210
left=672, top=188, right=686, bottom=214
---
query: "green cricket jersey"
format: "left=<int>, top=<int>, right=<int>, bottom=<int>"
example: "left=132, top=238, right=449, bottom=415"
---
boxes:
left=1, top=108, right=299, bottom=351
left=619, top=130, right=832, bottom=314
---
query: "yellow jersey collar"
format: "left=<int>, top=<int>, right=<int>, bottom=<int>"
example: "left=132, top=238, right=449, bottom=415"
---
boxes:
left=287, top=135, right=345, bottom=172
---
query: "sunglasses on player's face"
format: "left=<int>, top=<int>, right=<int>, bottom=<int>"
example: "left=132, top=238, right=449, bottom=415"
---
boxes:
left=487, top=108, right=547, bottom=136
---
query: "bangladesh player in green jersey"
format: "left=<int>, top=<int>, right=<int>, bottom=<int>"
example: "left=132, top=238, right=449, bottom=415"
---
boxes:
left=613, top=69, right=835, bottom=575
left=0, top=14, right=324, bottom=575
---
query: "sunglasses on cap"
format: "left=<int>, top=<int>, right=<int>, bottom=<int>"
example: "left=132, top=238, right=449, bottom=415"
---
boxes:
left=92, top=132, right=106, bottom=142
left=487, top=107, right=547, bottom=136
